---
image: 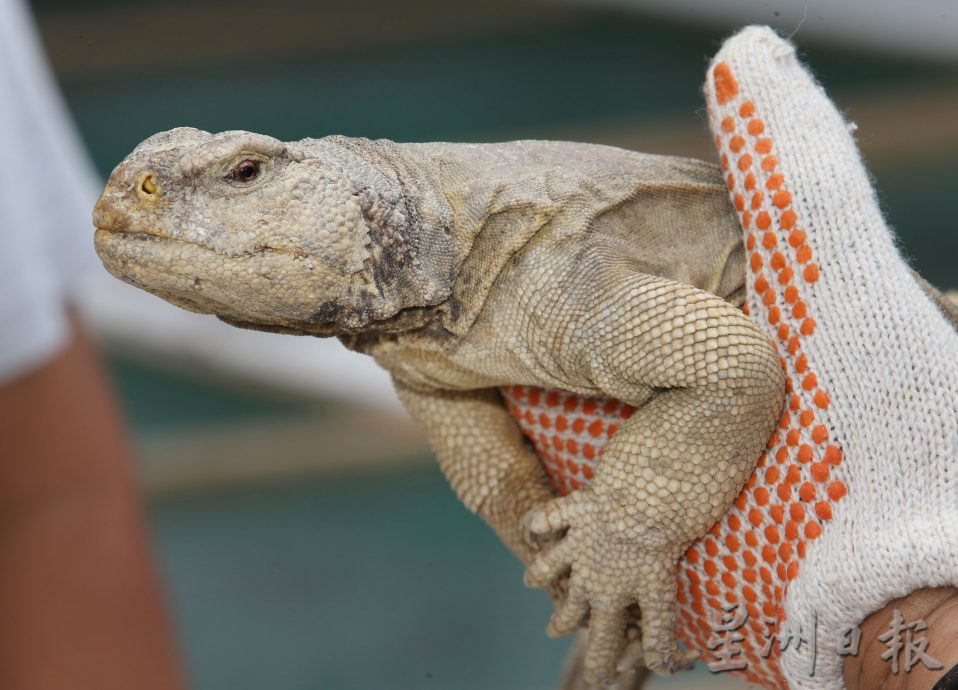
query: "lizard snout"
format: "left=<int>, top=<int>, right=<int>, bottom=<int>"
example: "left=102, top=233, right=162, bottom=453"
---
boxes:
left=92, top=192, right=131, bottom=233
left=92, top=163, right=168, bottom=236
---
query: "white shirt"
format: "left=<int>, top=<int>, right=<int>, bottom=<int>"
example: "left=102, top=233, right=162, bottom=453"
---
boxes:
left=0, top=0, right=101, bottom=383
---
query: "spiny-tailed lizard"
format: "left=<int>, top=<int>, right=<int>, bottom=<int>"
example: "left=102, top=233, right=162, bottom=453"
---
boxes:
left=92, top=128, right=956, bottom=686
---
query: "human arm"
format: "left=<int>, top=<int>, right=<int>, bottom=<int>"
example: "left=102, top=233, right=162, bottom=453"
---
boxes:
left=0, top=321, right=187, bottom=690
left=844, top=588, right=958, bottom=690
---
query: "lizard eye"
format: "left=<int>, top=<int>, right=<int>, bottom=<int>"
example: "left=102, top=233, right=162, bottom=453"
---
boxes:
left=230, top=159, right=260, bottom=182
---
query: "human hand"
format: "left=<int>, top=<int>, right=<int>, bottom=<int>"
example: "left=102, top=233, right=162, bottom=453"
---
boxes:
left=686, top=25, right=958, bottom=689
left=509, top=26, right=958, bottom=690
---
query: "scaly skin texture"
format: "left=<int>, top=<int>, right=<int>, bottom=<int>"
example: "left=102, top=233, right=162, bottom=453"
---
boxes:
left=93, top=128, right=789, bottom=683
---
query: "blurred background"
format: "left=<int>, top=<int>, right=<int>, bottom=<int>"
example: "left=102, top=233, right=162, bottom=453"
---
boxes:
left=20, top=0, right=958, bottom=687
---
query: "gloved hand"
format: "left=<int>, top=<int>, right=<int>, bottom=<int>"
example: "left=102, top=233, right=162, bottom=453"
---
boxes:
left=686, top=25, right=958, bottom=689
left=512, top=25, right=958, bottom=690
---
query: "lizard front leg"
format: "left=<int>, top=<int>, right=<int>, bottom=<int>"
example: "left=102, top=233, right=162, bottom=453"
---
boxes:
left=393, top=380, right=555, bottom=565
left=521, top=264, right=784, bottom=682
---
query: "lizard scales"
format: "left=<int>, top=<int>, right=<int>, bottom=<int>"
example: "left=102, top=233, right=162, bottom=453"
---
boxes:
left=93, top=129, right=788, bottom=683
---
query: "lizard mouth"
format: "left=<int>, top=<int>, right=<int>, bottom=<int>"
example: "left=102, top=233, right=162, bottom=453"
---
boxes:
left=94, top=227, right=169, bottom=241
left=92, top=225, right=337, bottom=329
left=94, top=228, right=220, bottom=314
left=94, top=227, right=306, bottom=258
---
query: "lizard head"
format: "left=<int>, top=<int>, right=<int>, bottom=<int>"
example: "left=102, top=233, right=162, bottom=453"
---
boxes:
left=94, top=127, right=455, bottom=335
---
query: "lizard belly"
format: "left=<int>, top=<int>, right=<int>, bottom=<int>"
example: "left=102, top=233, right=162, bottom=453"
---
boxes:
left=499, top=385, right=635, bottom=496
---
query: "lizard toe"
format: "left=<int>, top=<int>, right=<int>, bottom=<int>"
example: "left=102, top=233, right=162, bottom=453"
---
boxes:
left=525, top=537, right=576, bottom=589
left=582, top=601, right=628, bottom=685
left=547, top=587, right=589, bottom=637
left=525, top=491, right=590, bottom=535
left=643, top=647, right=699, bottom=676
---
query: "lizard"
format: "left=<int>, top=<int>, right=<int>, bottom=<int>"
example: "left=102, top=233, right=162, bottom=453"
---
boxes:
left=90, top=128, right=957, bottom=684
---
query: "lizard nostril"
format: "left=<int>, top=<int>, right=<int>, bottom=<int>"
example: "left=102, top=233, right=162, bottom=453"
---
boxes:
left=137, top=173, right=159, bottom=199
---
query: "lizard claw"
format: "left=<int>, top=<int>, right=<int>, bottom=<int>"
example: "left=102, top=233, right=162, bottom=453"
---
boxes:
left=557, top=630, right=653, bottom=690
left=546, top=585, right=589, bottom=637
left=525, top=491, right=585, bottom=535
left=643, top=647, right=699, bottom=676
left=582, top=601, right=630, bottom=684
left=525, top=531, right=577, bottom=589
left=522, top=488, right=696, bottom=683
left=616, top=628, right=645, bottom=673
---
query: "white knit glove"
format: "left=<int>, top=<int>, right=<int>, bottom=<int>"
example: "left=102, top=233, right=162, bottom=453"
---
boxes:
left=687, top=25, right=958, bottom=689
left=500, top=25, right=957, bottom=688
